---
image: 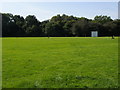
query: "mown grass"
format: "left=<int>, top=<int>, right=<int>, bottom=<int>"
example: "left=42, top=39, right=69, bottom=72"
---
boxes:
left=2, top=37, right=118, bottom=88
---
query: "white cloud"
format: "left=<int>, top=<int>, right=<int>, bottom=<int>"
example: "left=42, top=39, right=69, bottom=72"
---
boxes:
left=1, top=2, right=118, bottom=21
left=1, top=3, right=56, bottom=21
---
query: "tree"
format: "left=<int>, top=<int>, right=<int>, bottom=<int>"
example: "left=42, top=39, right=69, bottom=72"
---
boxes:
left=71, top=18, right=89, bottom=37
left=45, top=21, right=65, bottom=37
left=94, top=15, right=113, bottom=24
left=13, top=15, right=25, bottom=36
left=71, top=21, right=81, bottom=36
left=103, top=21, right=117, bottom=36
left=50, top=14, right=61, bottom=22
left=89, top=21, right=104, bottom=36
left=2, top=13, right=19, bottom=37
left=24, top=15, right=42, bottom=36
left=41, top=20, right=49, bottom=36
left=25, top=15, right=39, bottom=26
left=2, top=13, right=119, bottom=37
left=112, top=19, right=120, bottom=36
left=63, top=20, right=75, bottom=37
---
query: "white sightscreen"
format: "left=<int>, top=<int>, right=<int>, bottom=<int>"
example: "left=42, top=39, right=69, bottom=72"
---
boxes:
left=91, top=31, right=98, bottom=37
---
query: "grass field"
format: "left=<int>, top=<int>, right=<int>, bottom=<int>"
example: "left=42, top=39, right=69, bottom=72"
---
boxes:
left=2, top=37, right=118, bottom=88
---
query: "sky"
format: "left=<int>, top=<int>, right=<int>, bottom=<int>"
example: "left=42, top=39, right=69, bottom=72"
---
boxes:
left=1, top=2, right=118, bottom=21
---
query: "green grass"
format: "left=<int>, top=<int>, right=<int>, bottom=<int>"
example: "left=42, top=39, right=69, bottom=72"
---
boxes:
left=2, top=37, right=118, bottom=88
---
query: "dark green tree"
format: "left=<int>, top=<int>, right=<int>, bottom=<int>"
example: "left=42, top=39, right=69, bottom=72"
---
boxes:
left=13, top=15, right=25, bottom=36
left=24, top=15, right=42, bottom=36
left=103, top=21, right=117, bottom=36
left=94, top=15, right=113, bottom=24
left=2, top=13, right=19, bottom=36
left=2, top=13, right=119, bottom=37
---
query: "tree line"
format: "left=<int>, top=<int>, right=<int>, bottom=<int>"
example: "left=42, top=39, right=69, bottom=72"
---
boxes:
left=2, top=13, right=120, bottom=37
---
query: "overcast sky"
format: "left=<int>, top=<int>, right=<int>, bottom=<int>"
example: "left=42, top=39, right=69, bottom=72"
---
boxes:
left=1, top=2, right=118, bottom=21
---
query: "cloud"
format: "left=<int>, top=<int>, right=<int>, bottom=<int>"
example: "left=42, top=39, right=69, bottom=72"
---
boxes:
left=1, top=3, right=56, bottom=21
